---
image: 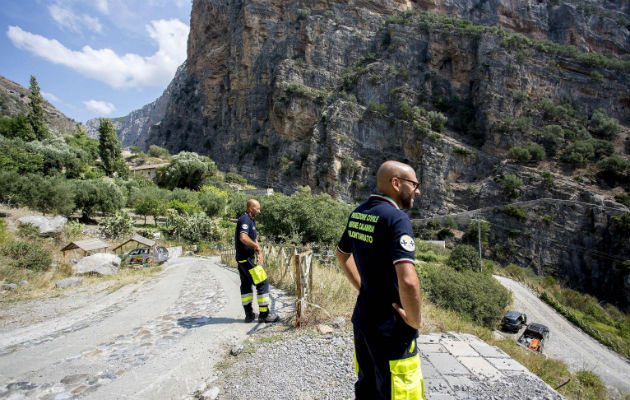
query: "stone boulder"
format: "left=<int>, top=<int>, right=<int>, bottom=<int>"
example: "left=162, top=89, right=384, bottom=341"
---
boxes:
left=17, top=216, right=67, bottom=236
left=73, top=254, right=121, bottom=276
left=55, top=277, right=83, bottom=288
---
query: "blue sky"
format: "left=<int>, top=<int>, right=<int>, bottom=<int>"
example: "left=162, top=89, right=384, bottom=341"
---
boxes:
left=0, top=0, right=191, bottom=123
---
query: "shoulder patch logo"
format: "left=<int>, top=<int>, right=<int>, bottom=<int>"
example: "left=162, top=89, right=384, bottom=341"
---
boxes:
left=400, top=235, right=415, bottom=252
left=241, top=224, right=248, bottom=230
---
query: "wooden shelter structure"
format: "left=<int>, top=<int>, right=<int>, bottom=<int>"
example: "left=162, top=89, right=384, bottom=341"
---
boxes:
left=61, top=238, right=109, bottom=259
left=111, top=234, right=156, bottom=254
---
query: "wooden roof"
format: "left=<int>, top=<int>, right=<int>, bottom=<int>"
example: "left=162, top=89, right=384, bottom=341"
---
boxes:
left=61, top=238, right=109, bottom=252
left=111, top=234, right=156, bottom=251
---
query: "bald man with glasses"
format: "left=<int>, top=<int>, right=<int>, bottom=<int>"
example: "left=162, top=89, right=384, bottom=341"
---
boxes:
left=337, top=160, right=425, bottom=400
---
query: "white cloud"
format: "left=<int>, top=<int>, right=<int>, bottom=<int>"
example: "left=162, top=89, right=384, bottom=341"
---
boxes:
left=95, top=0, right=109, bottom=14
left=84, top=100, right=116, bottom=115
left=7, top=19, right=189, bottom=89
left=48, top=4, right=102, bottom=33
left=41, top=91, right=60, bottom=103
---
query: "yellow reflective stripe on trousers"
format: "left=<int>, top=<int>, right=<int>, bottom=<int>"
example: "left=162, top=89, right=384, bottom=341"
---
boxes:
left=241, top=295, right=253, bottom=304
left=389, top=353, right=425, bottom=400
left=238, top=259, right=248, bottom=263
left=257, top=296, right=270, bottom=305
left=259, top=306, right=268, bottom=312
left=353, top=341, right=359, bottom=375
left=249, top=265, right=268, bottom=284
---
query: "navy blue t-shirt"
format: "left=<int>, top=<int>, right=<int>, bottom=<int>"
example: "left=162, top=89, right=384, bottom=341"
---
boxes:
left=235, top=213, right=256, bottom=261
left=338, top=194, right=417, bottom=338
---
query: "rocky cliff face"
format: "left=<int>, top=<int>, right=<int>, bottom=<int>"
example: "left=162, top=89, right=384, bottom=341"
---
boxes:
left=85, top=64, right=187, bottom=147
left=0, top=75, right=79, bottom=136
left=142, top=0, right=629, bottom=309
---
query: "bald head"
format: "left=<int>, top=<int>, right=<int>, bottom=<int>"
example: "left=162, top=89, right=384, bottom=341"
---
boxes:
left=247, top=199, right=261, bottom=218
left=376, top=161, right=415, bottom=193
left=376, top=160, right=420, bottom=209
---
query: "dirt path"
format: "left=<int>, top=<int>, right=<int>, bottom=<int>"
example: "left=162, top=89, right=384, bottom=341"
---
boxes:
left=494, top=275, right=630, bottom=393
left=0, top=256, right=292, bottom=399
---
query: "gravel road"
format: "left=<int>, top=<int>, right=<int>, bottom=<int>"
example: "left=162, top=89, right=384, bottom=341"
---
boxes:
left=0, top=256, right=292, bottom=399
left=494, top=275, right=630, bottom=393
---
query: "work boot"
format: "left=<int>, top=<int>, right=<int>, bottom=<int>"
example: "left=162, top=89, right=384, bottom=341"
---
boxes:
left=258, top=312, right=279, bottom=323
left=244, top=312, right=257, bottom=323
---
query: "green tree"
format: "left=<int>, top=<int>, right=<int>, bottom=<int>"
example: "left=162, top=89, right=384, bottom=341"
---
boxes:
left=98, top=118, right=128, bottom=177
left=134, top=188, right=167, bottom=225
left=0, top=115, right=35, bottom=141
left=66, top=124, right=99, bottom=162
left=27, top=75, right=49, bottom=140
left=158, top=151, right=217, bottom=190
left=447, top=244, right=480, bottom=272
left=74, top=180, right=124, bottom=220
left=597, top=156, right=630, bottom=176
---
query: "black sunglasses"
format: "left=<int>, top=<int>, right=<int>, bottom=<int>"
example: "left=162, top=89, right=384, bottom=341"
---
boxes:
left=394, top=176, right=421, bottom=190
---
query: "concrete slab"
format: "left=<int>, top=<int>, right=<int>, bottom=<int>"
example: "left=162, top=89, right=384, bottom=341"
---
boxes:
left=418, top=333, right=443, bottom=344
left=442, top=340, right=479, bottom=357
left=470, top=342, right=510, bottom=358
left=486, top=357, right=531, bottom=373
left=419, top=358, right=439, bottom=378
left=426, top=353, right=470, bottom=375
left=458, top=356, right=503, bottom=379
left=421, top=343, right=446, bottom=353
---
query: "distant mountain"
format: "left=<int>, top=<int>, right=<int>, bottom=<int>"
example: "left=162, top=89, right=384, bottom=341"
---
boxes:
left=0, top=74, right=79, bottom=136
left=85, top=63, right=186, bottom=148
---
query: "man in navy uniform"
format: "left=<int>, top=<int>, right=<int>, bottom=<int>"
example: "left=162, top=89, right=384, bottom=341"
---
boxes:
left=235, top=199, right=279, bottom=323
left=337, top=160, right=425, bottom=399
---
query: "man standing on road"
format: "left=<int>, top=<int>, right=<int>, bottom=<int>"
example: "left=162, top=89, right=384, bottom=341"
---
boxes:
left=235, top=199, right=279, bottom=323
left=336, top=160, right=425, bottom=399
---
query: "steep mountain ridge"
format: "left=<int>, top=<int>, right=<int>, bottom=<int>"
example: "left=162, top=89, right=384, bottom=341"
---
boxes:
left=0, top=75, right=78, bottom=136
left=134, top=0, right=629, bottom=309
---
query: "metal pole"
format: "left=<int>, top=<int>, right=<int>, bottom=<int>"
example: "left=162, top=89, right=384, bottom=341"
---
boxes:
left=477, top=219, right=482, bottom=273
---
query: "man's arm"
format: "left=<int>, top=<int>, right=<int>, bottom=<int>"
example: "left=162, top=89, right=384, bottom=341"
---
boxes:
left=392, top=262, right=423, bottom=330
left=239, top=232, right=263, bottom=264
left=336, top=249, right=361, bottom=291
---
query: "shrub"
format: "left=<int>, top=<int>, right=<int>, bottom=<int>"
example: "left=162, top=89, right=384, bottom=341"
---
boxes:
left=542, top=125, right=564, bottom=156
left=561, top=141, right=594, bottom=167
left=420, top=263, right=511, bottom=327
left=101, top=211, right=134, bottom=238
left=436, top=228, right=454, bottom=240
left=589, top=108, right=621, bottom=138
left=74, top=180, right=124, bottom=219
left=446, top=245, right=480, bottom=272
left=199, top=191, right=226, bottom=217
left=464, top=219, right=490, bottom=245
left=500, top=174, right=523, bottom=198
left=165, top=212, right=221, bottom=243
left=504, top=264, right=525, bottom=281
left=615, top=193, right=630, bottom=207
left=168, top=200, right=202, bottom=215
left=597, top=156, right=630, bottom=175
left=526, top=144, right=545, bottom=162
left=367, top=101, right=387, bottom=114
left=427, top=111, right=447, bottom=132
left=542, top=171, right=555, bottom=189
left=507, top=146, right=531, bottom=162
left=1, top=240, right=51, bottom=271
left=225, top=172, right=247, bottom=186
left=590, top=139, right=615, bottom=159
left=499, top=205, right=527, bottom=220
left=443, top=217, right=457, bottom=230
left=147, top=145, right=171, bottom=159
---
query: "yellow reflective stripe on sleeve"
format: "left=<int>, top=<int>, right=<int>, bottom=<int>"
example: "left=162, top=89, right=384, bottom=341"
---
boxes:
left=409, top=339, right=415, bottom=354
left=249, top=265, right=268, bottom=284
left=390, top=354, right=425, bottom=400
left=238, top=259, right=248, bottom=263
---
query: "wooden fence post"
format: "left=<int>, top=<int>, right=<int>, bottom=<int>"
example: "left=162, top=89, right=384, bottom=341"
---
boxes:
left=294, top=251, right=302, bottom=327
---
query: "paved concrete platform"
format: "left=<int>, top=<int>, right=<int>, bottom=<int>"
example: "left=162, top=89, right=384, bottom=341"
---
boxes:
left=418, top=332, right=563, bottom=399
